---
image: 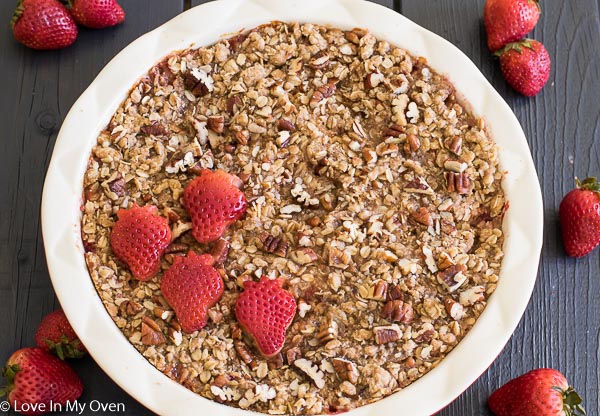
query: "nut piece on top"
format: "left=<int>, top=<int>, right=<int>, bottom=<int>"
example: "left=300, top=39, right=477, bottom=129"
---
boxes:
left=183, top=169, right=247, bottom=244
left=161, top=251, right=224, bottom=333
left=235, top=277, right=297, bottom=357
left=110, top=204, right=171, bottom=281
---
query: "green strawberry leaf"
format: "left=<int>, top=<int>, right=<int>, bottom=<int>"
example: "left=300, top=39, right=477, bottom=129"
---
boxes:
left=576, top=177, right=600, bottom=194
left=10, top=0, right=24, bottom=29
left=555, top=386, right=587, bottom=416
left=0, top=364, right=20, bottom=397
left=494, top=39, right=536, bottom=57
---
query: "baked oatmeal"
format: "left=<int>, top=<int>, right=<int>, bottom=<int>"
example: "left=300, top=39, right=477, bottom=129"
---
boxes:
left=81, top=22, right=506, bottom=414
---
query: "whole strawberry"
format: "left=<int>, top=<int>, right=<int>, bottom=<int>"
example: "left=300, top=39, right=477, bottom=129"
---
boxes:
left=496, top=39, right=550, bottom=96
left=161, top=251, right=224, bottom=333
left=11, top=0, right=78, bottom=50
left=70, top=0, right=125, bottom=29
left=235, top=277, right=296, bottom=357
left=35, top=310, right=86, bottom=360
left=488, top=368, right=586, bottom=416
left=0, top=348, right=83, bottom=415
left=183, top=169, right=247, bottom=244
left=560, top=177, right=600, bottom=257
left=484, top=0, right=541, bottom=51
left=110, top=204, right=171, bottom=281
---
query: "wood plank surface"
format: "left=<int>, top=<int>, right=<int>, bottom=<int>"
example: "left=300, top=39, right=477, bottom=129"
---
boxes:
left=0, top=0, right=598, bottom=415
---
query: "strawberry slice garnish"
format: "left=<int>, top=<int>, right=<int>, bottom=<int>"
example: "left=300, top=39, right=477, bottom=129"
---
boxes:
left=560, top=177, right=600, bottom=257
left=0, top=348, right=83, bottom=415
left=110, top=204, right=171, bottom=281
left=183, top=169, right=247, bottom=244
left=35, top=310, right=86, bottom=360
left=235, top=277, right=297, bottom=357
left=161, top=251, right=224, bottom=333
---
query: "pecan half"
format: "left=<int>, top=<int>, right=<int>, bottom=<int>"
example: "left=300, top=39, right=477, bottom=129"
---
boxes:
left=445, top=136, right=463, bottom=155
left=374, top=325, right=402, bottom=344
left=381, top=300, right=414, bottom=323
left=445, top=172, right=471, bottom=194
left=140, top=122, right=169, bottom=137
left=207, top=115, right=225, bottom=134
left=119, top=300, right=143, bottom=317
left=382, top=123, right=404, bottom=138
left=258, top=231, right=289, bottom=257
left=332, top=358, right=359, bottom=384
left=141, top=317, right=166, bottom=345
left=438, top=264, right=467, bottom=292
left=277, top=119, right=296, bottom=132
left=183, top=71, right=210, bottom=97
left=311, top=78, right=338, bottom=105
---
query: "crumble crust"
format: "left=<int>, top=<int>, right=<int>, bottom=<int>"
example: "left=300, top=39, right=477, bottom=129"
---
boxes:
left=81, top=22, right=505, bottom=414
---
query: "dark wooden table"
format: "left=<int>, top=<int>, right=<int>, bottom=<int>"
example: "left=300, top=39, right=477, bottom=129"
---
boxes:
left=1, top=1, right=598, bottom=415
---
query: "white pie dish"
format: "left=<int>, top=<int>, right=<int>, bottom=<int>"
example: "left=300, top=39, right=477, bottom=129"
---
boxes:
left=41, top=0, right=543, bottom=415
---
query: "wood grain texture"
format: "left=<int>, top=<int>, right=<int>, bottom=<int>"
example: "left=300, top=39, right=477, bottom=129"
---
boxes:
left=0, top=0, right=598, bottom=415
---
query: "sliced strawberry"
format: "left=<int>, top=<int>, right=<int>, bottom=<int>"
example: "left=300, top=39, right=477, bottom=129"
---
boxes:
left=0, top=348, right=83, bottom=415
left=161, top=251, right=224, bottom=333
left=235, top=277, right=297, bottom=357
left=110, top=204, right=171, bottom=281
left=35, top=310, right=86, bottom=360
left=560, top=177, right=600, bottom=257
left=183, top=169, right=247, bottom=244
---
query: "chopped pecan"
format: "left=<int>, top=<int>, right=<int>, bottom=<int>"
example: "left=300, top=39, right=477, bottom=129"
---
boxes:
left=405, top=134, right=421, bottom=153
left=163, top=207, right=180, bottom=223
left=317, top=320, right=338, bottom=343
left=210, top=239, right=230, bottom=265
left=290, top=248, right=319, bottom=265
left=381, top=300, right=414, bottom=323
left=183, top=70, right=210, bottom=97
left=306, top=216, right=321, bottom=227
left=141, top=317, right=166, bottom=345
left=258, top=231, right=289, bottom=257
left=311, top=78, right=338, bottom=105
left=119, top=300, right=142, bottom=317
left=234, top=340, right=257, bottom=369
left=388, top=285, right=404, bottom=301
left=405, top=177, right=434, bottom=194
left=285, top=346, right=302, bottom=365
left=294, top=358, right=325, bottom=389
left=277, top=119, right=296, bottom=131
left=224, top=143, right=237, bottom=154
left=235, top=130, right=249, bottom=145
left=444, top=298, right=464, bottom=320
left=369, top=280, right=388, bottom=301
left=362, top=147, right=378, bottom=164
left=212, top=374, right=228, bottom=388
left=444, top=159, right=467, bottom=173
left=437, top=252, right=455, bottom=270
left=411, top=207, right=432, bottom=227
left=328, top=246, right=350, bottom=269
left=152, top=61, right=175, bottom=86
left=165, top=243, right=188, bottom=254
left=320, top=194, right=337, bottom=211
left=382, top=123, right=404, bottom=138
left=374, top=325, right=402, bottom=344
left=140, top=122, right=169, bottom=137
left=445, top=136, right=463, bottom=155
left=445, top=172, right=471, bottom=194
left=153, top=307, right=172, bottom=321
left=364, top=72, right=384, bottom=89
left=310, top=51, right=330, bottom=69
left=332, top=358, right=359, bottom=384
left=438, top=264, right=467, bottom=292
left=268, top=353, right=284, bottom=370
left=414, top=329, right=434, bottom=343
left=207, top=308, right=223, bottom=324
left=226, top=95, right=242, bottom=115
left=207, top=115, right=225, bottom=134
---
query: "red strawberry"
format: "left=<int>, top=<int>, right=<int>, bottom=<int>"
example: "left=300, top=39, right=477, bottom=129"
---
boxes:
left=0, top=348, right=83, bottom=415
left=110, top=204, right=171, bottom=281
left=69, top=0, right=125, bottom=29
left=35, top=310, right=86, bottom=360
left=496, top=39, right=550, bottom=96
left=484, top=0, right=541, bottom=51
left=560, top=177, right=600, bottom=257
left=161, top=251, right=224, bottom=333
left=488, top=368, right=586, bottom=416
left=183, top=169, right=247, bottom=244
left=235, top=277, right=296, bottom=357
left=11, top=0, right=78, bottom=50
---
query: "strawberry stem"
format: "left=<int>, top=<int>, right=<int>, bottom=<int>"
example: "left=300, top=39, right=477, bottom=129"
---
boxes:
left=554, top=385, right=587, bottom=416
left=575, top=177, right=600, bottom=194
left=10, top=0, right=24, bottom=29
left=0, top=364, right=20, bottom=397
left=493, top=39, right=536, bottom=57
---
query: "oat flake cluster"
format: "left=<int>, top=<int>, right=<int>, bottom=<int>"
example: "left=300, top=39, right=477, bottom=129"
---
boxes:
left=82, top=22, right=506, bottom=414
